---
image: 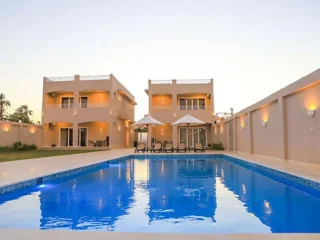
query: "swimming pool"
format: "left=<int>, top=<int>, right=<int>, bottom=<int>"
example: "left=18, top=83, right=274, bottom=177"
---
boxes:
left=0, top=154, right=320, bottom=233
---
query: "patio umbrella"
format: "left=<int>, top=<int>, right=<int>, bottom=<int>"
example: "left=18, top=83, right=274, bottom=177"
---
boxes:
left=172, top=114, right=205, bottom=151
left=132, top=114, right=164, bottom=150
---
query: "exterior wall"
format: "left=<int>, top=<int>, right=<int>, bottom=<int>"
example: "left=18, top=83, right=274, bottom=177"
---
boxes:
left=235, top=114, right=250, bottom=153
left=0, top=121, right=43, bottom=147
left=224, top=69, right=320, bottom=164
left=251, top=102, right=283, bottom=158
left=151, top=124, right=173, bottom=143
left=42, top=74, right=135, bottom=148
left=285, top=83, right=320, bottom=164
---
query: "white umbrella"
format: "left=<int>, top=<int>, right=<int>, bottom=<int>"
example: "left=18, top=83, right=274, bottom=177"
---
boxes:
left=172, top=114, right=205, bottom=151
left=132, top=114, right=164, bottom=150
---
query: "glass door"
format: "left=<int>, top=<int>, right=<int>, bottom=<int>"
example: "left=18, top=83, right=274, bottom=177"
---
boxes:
left=78, top=128, right=87, bottom=146
left=60, top=128, right=73, bottom=146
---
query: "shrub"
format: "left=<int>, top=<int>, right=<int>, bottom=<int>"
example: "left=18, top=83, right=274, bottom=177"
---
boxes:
left=13, top=141, right=23, bottom=150
left=12, top=142, right=37, bottom=151
left=211, top=142, right=225, bottom=150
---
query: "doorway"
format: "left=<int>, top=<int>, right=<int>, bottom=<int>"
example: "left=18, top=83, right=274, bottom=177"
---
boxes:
left=60, top=128, right=88, bottom=147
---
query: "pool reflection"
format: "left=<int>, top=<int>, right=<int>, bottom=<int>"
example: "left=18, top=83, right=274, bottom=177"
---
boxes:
left=1, top=157, right=320, bottom=232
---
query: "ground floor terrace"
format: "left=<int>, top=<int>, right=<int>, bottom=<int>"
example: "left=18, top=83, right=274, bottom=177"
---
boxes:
left=0, top=149, right=320, bottom=239
left=148, top=123, right=214, bottom=148
left=42, top=121, right=134, bottom=148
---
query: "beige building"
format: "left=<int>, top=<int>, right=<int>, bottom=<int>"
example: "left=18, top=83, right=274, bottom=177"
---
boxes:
left=42, top=74, right=136, bottom=148
left=145, top=79, right=214, bottom=148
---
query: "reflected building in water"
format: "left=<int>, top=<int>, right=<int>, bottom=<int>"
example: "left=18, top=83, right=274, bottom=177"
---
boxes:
left=147, top=159, right=217, bottom=222
left=39, top=160, right=135, bottom=230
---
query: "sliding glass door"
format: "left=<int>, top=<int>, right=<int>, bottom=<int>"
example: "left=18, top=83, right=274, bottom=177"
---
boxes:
left=60, top=128, right=87, bottom=147
left=179, top=127, right=207, bottom=147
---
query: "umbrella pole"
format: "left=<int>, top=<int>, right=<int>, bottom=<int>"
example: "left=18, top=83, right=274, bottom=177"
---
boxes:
left=188, top=123, right=190, bottom=152
left=147, top=124, right=149, bottom=152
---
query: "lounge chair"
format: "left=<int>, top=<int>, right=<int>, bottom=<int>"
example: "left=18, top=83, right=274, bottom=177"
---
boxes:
left=176, top=143, right=187, bottom=152
left=134, top=143, right=146, bottom=153
left=150, top=142, right=162, bottom=153
left=194, top=142, right=205, bottom=152
left=163, top=142, right=174, bottom=153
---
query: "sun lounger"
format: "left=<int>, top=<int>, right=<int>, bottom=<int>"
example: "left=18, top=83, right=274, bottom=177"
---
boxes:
left=134, top=143, right=146, bottom=153
left=176, top=143, right=187, bottom=152
left=150, top=142, right=162, bottom=153
left=194, top=142, right=205, bottom=152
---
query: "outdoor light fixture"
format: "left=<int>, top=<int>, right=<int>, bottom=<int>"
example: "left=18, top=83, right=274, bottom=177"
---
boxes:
left=308, top=109, right=316, bottom=118
left=173, top=113, right=177, bottom=117
left=109, top=111, right=112, bottom=115
left=30, top=128, right=36, bottom=134
left=3, top=127, right=9, bottom=133
left=262, top=120, right=267, bottom=127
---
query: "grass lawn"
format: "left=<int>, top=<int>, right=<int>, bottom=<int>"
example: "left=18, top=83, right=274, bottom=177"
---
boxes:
left=0, top=150, right=100, bottom=162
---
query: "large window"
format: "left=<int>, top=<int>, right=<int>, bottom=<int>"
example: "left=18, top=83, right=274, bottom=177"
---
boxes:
left=61, top=97, right=88, bottom=108
left=179, top=127, right=207, bottom=147
left=80, top=97, right=88, bottom=108
left=61, top=97, right=74, bottom=108
left=179, top=98, right=206, bottom=110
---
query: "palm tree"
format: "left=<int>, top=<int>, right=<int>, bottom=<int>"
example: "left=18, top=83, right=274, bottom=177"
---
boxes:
left=0, top=93, right=11, bottom=120
left=7, top=105, right=34, bottom=123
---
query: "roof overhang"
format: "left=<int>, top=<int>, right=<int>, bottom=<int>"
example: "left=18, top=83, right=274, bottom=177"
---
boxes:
left=117, top=90, right=137, bottom=105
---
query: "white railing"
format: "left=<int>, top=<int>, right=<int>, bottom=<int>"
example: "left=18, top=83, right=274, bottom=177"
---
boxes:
left=152, top=105, right=173, bottom=110
left=45, top=75, right=110, bottom=82
left=176, top=79, right=211, bottom=84
left=46, top=76, right=74, bottom=82
left=45, top=103, right=109, bottom=109
left=80, top=75, right=110, bottom=80
left=150, top=80, right=173, bottom=84
left=150, top=79, right=212, bottom=85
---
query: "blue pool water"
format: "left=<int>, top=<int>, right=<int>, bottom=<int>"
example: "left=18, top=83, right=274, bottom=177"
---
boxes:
left=0, top=155, right=320, bottom=233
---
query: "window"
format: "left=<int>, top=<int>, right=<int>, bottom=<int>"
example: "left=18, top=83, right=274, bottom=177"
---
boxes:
left=61, top=97, right=74, bottom=108
left=179, top=99, right=186, bottom=110
left=199, top=99, right=205, bottom=110
left=179, top=98, right=206, bottom=110
left=80, top=97, right=88, bottom=108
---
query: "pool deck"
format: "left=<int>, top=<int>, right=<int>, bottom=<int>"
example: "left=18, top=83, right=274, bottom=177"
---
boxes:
left=1, top=148, right=320, bottom=239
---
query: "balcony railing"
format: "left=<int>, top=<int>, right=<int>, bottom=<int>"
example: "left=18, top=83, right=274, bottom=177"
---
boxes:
left=45, top=75, right=110, bottom=82
left=178, top=105, right=213, bottom=110
left=152, top=105, right=173, bottom=110
left=151, top=105, right=212, bottom=111
left=45, top=103, right=109, bottom=109
left=150, top=79, right=212, bottom=84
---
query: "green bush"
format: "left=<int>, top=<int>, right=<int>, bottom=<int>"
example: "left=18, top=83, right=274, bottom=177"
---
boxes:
left=13, top=141, right=23, bottom=150
left=211, top=142, right=225, bottom=150
left=12, top=142, right=37, bottom=151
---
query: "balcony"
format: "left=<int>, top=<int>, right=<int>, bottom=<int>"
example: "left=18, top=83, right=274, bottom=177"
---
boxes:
left=43, top=103, right=110, bottom=123
left=118, top=106, right=134, bottom=121
left=150, top=104, right=213, bottom=123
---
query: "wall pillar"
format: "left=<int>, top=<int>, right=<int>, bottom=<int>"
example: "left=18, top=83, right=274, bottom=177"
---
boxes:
left=278, top=97, right=287, bottom=159
left=233, top=119, right=237, bottom=152
left=172, top=125, right=178, bottom=147
left=248, top=112, right=253, bottom=154
left=73, top=123, right=78, bottom=147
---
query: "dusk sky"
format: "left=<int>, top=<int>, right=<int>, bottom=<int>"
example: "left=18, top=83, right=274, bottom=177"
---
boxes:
left=1, top=0, right=319, bottom=122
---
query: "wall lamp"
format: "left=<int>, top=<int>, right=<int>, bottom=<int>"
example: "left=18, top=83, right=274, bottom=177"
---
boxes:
left=3, top=127, right=9, bottom=133
left=262, top=120, right=268, bottom=127
left=308, top=109, right=316, bottom=118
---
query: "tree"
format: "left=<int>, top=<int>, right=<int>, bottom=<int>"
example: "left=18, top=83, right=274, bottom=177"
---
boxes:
left=0, top=93, right=11, bottom=120
left=8, top=105, right=34, bottom=123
